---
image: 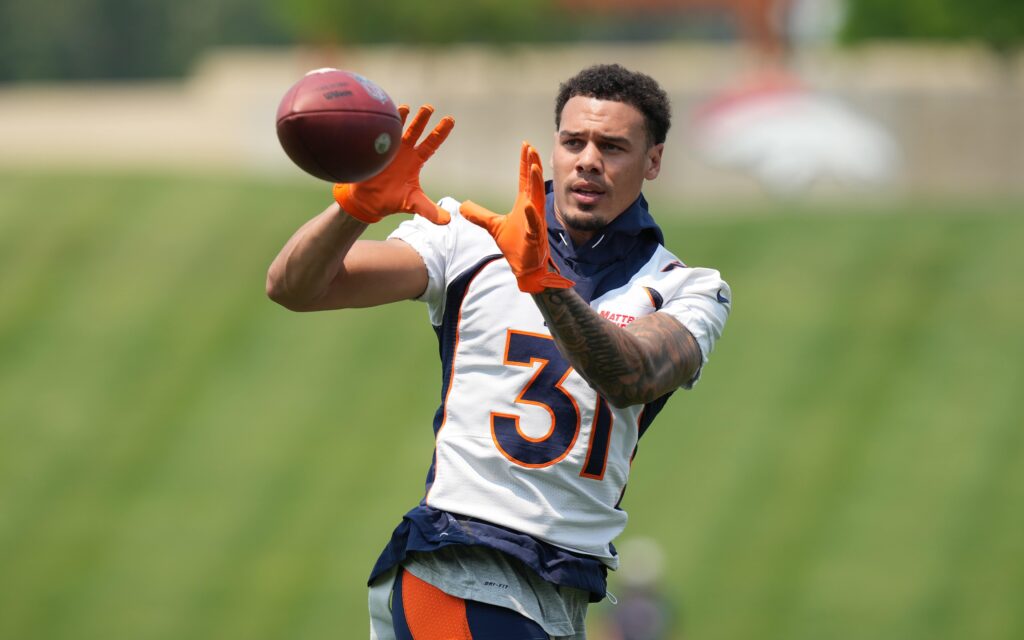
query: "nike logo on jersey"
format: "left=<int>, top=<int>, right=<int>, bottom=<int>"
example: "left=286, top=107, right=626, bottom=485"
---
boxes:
left=644, top=286, right=664, bottom=310
left=716, top=288, right=731, bottom=304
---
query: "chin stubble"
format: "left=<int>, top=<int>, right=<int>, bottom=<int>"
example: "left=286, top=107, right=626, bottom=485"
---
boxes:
left=564, top=209, right=606, bottom=232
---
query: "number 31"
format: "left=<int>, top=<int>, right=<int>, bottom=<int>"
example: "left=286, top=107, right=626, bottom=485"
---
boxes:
left=490, top=330, right=614, bottom=480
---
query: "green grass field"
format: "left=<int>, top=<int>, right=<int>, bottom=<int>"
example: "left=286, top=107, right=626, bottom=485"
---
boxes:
left=1, top=171, right=1022, bottom=640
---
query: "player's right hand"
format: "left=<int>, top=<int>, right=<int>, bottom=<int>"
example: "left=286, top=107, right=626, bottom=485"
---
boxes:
left=333, top=104, right=454, bottom=225
left=460, top=142, right=575, bottom=293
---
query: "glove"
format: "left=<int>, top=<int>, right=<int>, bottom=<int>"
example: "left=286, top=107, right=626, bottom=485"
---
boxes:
left=459, top=143, right=575, bottom=294
left=333, top=104, right=455, bottom=224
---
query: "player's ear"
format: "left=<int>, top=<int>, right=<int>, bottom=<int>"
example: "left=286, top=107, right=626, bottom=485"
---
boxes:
left=645, top=143, right=664, bottom=180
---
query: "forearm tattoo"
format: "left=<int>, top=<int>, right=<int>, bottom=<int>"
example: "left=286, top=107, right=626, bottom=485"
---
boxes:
left=533, top=289, right=702, bottom=406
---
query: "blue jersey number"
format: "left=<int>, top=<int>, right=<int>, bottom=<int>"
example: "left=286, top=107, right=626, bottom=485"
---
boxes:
left=491, top=330, right=613, bottom=478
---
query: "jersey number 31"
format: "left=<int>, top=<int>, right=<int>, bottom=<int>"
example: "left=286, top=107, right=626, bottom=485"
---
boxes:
left=490, top=330, right=614, bottom=480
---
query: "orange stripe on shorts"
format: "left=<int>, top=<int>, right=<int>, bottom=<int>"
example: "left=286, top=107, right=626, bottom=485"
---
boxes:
left=401, top=570, right=474, bottom=640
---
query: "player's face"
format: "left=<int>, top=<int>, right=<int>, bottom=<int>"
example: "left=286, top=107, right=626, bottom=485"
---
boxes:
left=551, top=96, right=663, bottom=244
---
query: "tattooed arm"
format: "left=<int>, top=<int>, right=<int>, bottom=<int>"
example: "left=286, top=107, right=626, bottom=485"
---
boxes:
left=533, top=288, right=702, bottom=408
left=456, top=144, right=703, bottom=404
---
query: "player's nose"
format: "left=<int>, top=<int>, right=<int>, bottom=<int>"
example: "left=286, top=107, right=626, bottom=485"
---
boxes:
left=575, top=141, right=602, bottom=174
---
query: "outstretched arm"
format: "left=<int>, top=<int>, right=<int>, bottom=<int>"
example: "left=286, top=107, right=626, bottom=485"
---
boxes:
left=265, top=203, right=428, bottom=311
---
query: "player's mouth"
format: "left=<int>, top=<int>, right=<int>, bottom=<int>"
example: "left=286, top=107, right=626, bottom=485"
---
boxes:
left=570, top=182, right=606, bottom=206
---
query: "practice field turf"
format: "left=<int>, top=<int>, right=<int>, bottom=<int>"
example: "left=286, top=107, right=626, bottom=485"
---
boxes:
left=0, top=171, right=1022, bottom=640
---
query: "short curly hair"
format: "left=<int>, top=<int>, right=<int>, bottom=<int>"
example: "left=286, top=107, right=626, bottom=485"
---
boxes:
left=555, top=64, right=671, bottom=147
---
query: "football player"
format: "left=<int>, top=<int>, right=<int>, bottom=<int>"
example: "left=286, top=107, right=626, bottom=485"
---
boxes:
left=267, top=64, right=730, bottom=640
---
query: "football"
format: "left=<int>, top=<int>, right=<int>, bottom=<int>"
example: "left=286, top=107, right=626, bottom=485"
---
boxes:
left=276, top=69, right=403, bottom=183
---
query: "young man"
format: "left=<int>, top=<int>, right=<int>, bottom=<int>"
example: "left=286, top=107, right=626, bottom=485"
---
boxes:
left=267, top=64, right=730, bottom=639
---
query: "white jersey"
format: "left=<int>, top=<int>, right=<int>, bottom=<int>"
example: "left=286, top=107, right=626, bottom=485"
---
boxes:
left=388, top=197, right=730, bottom=561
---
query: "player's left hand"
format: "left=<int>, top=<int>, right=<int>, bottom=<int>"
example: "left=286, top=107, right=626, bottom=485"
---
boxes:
left=460, top=142, right=575, bottom=293
left=333, top=104, right=454, bottom=225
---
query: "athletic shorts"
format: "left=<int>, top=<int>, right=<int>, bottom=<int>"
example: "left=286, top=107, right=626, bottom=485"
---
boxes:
left=376, top=567, right=549, bottom=639
left=368, top=546, right=588, bottom=639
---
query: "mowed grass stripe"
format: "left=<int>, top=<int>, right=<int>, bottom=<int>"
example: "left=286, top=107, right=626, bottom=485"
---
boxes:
left=0, top=177, right=306, bottom=638
left=771, top=214, right=1017, bottom=640
left=0, top=175, right=130, bottom=355
left=675, top=216, right=912, bottom=640
left=900, top=216, right=1024, bottom=640
left=17, top=181, right=387, bottom=640
left=0, top=179, right=281, bottom=638
left=884, top=214, right=1024, bottom=640
left=0, top=173, right=55, bottom=282
left=11, top=177, right=299, bottom=634
left=717, top=220, right=933, bottom=640
left=0, top=176, right=430, bottom=639
left=0, top=176, right=171, bottom=558
left=48, top=211, right=303, bottom=639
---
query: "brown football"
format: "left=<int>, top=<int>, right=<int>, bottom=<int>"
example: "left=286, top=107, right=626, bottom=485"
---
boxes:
left=276, top=69, right=402, bottom=183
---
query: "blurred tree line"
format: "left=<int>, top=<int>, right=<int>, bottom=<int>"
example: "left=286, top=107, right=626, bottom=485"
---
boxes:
left=0, top=0, right=289, bottom=82
left=0, top=0, right=573, bottom=82
left=843, top=0, right=1024, bottom=55
left=1, top=0, right=1021, bottom=82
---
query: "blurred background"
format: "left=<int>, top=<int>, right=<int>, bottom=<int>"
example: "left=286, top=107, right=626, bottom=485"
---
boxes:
left=0, top=1, right=1022, bottom=639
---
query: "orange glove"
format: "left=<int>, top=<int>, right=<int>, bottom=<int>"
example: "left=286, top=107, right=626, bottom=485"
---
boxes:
left=460, top=143, right=575, bottom=294
left=333, top=104, right=455, bottom=224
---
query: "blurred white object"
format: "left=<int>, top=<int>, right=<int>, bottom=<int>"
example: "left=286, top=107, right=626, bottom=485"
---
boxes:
left=788, top=0, right=846, bottom=45
left=618, top=536, right=666, bottom=589
left=694, top=75, right=900, bottom=193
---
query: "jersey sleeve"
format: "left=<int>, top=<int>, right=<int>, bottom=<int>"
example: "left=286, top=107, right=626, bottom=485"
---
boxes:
left=386, top=198, right=460, bottom=325
left=387, top=197, right=500, bottom=327
left=658, top=266, right=731, bottom=388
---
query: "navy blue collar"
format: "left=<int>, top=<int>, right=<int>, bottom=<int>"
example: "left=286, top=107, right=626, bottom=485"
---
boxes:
left=544, top=181, right=665, bottom=301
